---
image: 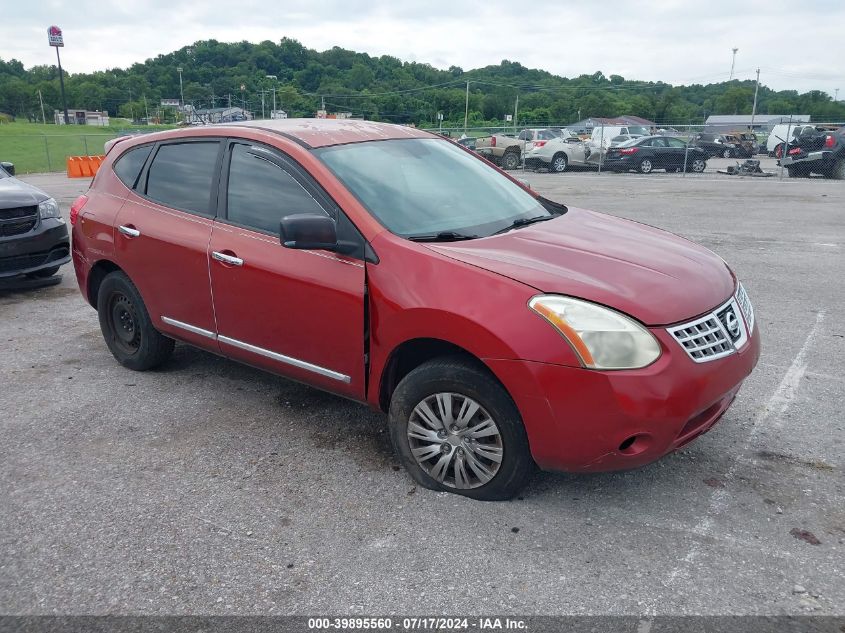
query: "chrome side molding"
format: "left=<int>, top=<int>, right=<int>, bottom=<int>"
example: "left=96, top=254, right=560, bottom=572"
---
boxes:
left=160, top=316, right=350, bottom=383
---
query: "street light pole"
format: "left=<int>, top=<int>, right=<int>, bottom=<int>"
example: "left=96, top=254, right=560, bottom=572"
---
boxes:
left=176, top=66, right=184, bottom=106
left=464, top=81, right=470, bottom=134
left=750, top=68, right=760, bottom=132
left=265, top=75, right=277, bottom=118
left=729, top=47, right=739, bottom=80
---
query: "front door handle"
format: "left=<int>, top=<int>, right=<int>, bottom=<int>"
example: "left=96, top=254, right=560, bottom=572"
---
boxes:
left=212, top=251, right=244, bottom=267
left=118, top=225, right=140, bottom=238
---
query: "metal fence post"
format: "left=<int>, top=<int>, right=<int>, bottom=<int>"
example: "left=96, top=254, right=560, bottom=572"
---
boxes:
left=597, top=123, right=604, bottom=175
left=43, top=135, right=52, bottom=172
left=83, top=136, right=89, bottom=156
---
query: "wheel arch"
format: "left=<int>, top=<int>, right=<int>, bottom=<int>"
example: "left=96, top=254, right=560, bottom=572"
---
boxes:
left=377, top=337, right=507, bottom=413
left=86, top=259, right=124, bottom=308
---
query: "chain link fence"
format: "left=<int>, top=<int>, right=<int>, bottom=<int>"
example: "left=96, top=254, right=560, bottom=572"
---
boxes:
left=0, top=133, right=127, bottom=174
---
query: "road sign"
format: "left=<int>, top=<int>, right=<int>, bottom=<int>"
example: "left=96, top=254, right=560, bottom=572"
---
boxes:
left=47, top=25, right=64, bottom=47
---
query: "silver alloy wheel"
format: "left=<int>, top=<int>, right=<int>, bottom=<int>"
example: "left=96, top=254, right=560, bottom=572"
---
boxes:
left=552, top=154, right=567, bottom=172
left=407, top=392, right=503, bottom=489
left=639, top=159, right=653, bottom=173
left=692, top=158, right=706, bottom=172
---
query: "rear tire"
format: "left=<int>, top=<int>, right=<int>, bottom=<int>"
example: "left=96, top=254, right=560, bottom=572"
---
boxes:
left=689, top=158, right=707, bottom=173
left=722, top=148, right=733, bottom=158
left=826, top=159, right=845, bottom=180
left=25, top=266, right=60, bottom=279
left=97, top=271, right=174, bottom=371
left=388, top=356, right=535, bottom=501
left=787, top=165, right=810, bottom=178
left=501, top=151, right=520, bottom=170
left=638, top=158, right=654, bottom=174
left=550, top=152, right=568, bottom=173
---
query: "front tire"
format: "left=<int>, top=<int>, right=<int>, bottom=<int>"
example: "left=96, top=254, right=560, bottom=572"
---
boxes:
left=550, top=152, right=568, bottom=173
left=97, top=271, right=174, bottom=371
left=388, top=357, right=534, bottom=501
left=722, top=148, right=733, bottom=158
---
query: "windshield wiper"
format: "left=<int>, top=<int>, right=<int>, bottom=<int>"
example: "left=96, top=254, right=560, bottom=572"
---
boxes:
left=493, top=215, right=555, bottom=235
left=407, top=231, right=479, bottom=242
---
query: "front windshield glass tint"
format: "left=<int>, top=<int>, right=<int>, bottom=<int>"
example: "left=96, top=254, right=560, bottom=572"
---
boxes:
left=315, top=138, right=549, bottom=238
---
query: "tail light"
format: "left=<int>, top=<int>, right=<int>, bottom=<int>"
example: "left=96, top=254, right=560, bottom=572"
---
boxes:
left=490, top=136, right=496, bottom=147
left=788, top=147, right=801, bottom=155
left=70, top=194, right=89, bottom=226
left=533, top=140, right=547, bottom=148
left=619, top=147, right=639, bottom=155
left=824, top=135, right=835, bottom=148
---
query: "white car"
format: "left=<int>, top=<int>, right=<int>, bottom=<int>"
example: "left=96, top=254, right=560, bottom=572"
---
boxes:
left=523, top=132, right=598, bottom=172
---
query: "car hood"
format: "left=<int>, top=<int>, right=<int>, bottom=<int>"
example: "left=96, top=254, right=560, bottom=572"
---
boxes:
left=0, top=176, right=50, bottom=208
left=427, top=208, right=734, bottom=326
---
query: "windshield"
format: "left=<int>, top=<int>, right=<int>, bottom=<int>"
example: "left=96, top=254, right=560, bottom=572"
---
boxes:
left=315, top=138, right=550, bottom=238
left=0, top=166, right=9, bottom=179
left=628, top=126, right=649, bottom=136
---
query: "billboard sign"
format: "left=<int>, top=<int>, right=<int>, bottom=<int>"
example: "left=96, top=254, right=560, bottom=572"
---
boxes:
left=47, top=25, right=64, bottom=47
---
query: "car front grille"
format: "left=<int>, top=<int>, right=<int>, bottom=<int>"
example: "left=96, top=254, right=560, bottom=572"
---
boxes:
left=667, top=290, right=752, bottom=363
left=0, top=205, right=38, bottom=237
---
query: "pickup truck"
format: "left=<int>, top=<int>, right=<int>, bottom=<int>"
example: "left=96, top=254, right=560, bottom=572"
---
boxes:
left=475, top=128, right=560, bottom=170
left=780, top=127, right=845, bottom=179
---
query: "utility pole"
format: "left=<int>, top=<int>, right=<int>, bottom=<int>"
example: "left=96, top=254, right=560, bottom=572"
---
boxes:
left=261, top=91, right=265, bottom=119
left=750, top=68, right=760, bottom=132
left=464, top=81, right=470, bottom=133
left=513, top=94, right=519, bottom=134
left=38, top=89, right=46, bottom=124
left=143, top=94, right=149, bottom=122
left=729, top=47, right=739, bottom=80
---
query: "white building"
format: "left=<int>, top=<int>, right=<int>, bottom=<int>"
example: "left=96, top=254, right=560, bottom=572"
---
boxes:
left=54, top=109, right=110, bottom=126
left=270, top=110, right=288, bottom=119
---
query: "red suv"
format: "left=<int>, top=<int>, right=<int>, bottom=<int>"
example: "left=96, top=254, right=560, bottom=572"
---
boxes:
left=71, top=120, right=760, bottom=500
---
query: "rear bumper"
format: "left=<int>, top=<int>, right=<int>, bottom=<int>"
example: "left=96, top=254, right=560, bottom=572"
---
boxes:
left=781, top=150, right=833, bottom=167
left=486, top=323, right=761, bottom=472
left=0, top=220, right=71, bottom=278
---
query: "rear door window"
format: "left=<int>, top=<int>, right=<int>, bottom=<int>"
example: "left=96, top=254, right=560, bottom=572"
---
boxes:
left=144, top=141, right=221, bottom=215
left=113, top=144, right=152, bottom=189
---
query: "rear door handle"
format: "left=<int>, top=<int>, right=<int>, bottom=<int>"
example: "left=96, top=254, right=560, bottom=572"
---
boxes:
left=118, top=225, right=140, bottom=238
left=211, top=251, right=244, bottom=267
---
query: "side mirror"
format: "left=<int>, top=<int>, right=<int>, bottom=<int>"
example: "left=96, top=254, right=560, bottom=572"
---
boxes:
left=280, top=213, right=338, bottom=251
left=1, top=161, right=14, bottom=176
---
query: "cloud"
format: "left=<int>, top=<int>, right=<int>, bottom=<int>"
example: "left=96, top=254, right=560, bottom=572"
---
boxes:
left=2, top=0, right=844, bottom=94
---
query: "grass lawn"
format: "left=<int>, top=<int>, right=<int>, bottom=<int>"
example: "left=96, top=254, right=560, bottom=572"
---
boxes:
left=0, top=121, right=176, bottom=173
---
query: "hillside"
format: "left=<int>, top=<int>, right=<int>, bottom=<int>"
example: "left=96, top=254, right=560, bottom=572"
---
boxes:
left=1, top=37, right=843, bottom=126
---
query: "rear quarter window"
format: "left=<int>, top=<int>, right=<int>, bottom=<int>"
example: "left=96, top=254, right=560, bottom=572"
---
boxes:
left=113, top=144, right=153, bottom=189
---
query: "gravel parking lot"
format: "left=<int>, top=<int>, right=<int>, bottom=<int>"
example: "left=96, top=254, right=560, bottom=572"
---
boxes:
left=1, top=167, right=843, bottom=616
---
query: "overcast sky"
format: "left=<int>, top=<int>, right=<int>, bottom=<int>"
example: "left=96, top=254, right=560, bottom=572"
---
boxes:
left=2, top=0, right=844, bottom=96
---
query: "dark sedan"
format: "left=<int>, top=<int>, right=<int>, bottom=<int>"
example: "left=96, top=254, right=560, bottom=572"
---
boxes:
left=0, top=162, right=70, bottom=279
left=603, top=136, right=708, bottom=174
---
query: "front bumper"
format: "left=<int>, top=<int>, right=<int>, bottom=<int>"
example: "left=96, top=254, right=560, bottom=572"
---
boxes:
left=487, top=319, right=761, bottom=472
left=0, top=219, right=71, bottom=278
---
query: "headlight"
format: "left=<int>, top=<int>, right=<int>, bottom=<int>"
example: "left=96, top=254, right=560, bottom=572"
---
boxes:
left=528, top=295, right=661, bottom=369
left=38, top=198, right=61, bottom=219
